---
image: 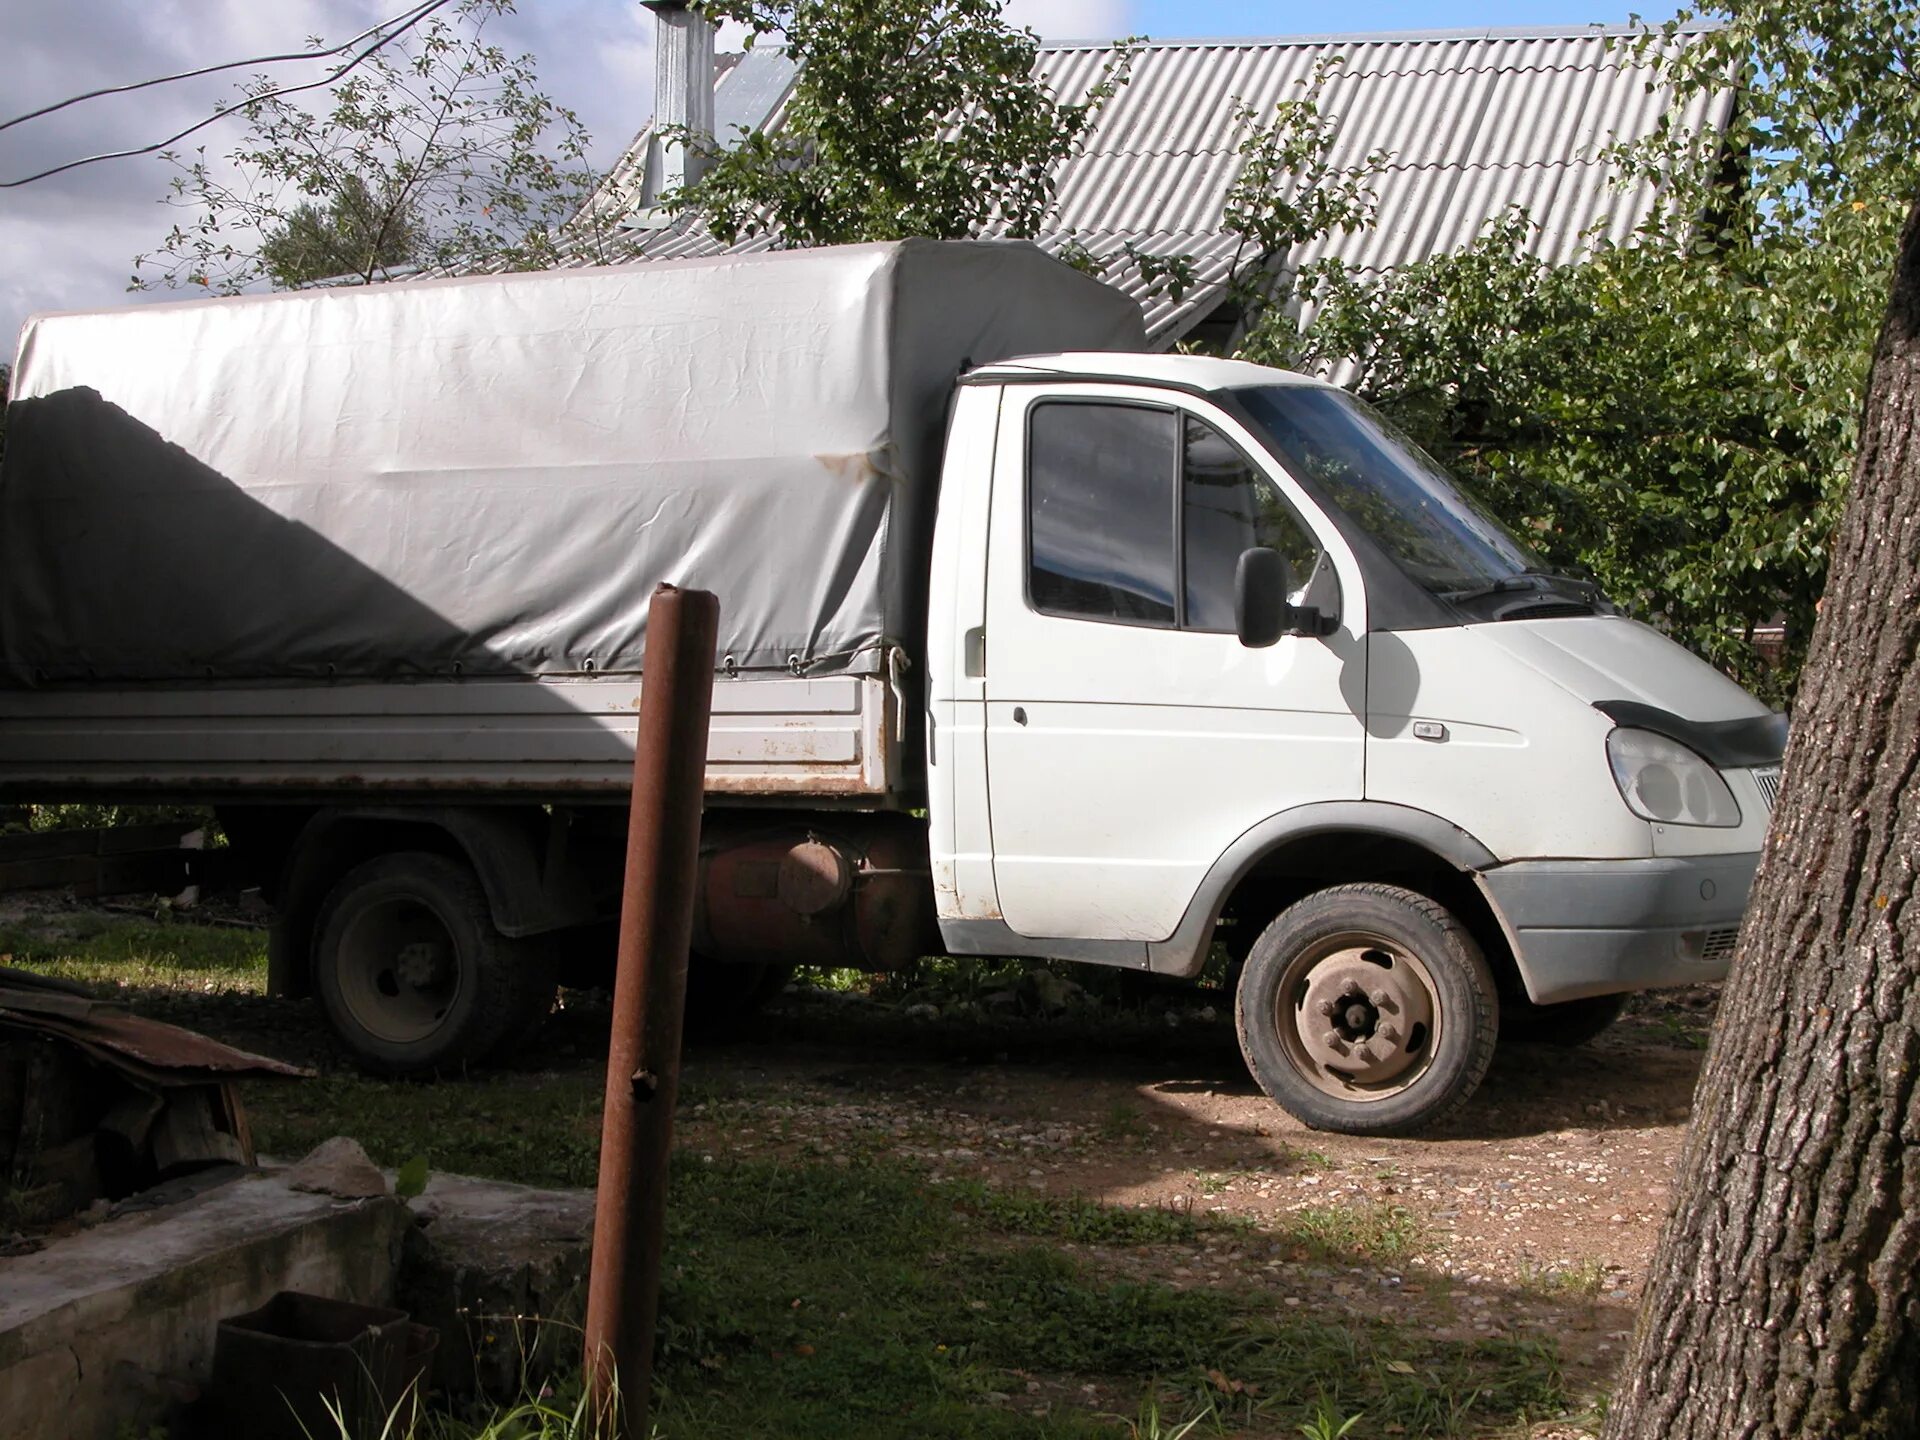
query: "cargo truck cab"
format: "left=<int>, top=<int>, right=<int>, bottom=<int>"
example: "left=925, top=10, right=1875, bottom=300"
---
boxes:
left=926, top=353, right=1782, bottom=1134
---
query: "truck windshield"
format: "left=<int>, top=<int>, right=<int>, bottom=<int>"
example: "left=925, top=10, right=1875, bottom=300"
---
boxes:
left=1233, top=384, right=1583, bottom=606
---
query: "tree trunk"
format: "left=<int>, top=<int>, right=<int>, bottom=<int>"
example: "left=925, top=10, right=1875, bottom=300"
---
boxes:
left=1603, top=195, right=1920, bottom=1438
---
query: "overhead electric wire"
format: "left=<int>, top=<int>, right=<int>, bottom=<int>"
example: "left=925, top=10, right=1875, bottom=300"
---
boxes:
left=0, top=0, right=457, bottom=189
left=0, top=0, right=446, bottom=136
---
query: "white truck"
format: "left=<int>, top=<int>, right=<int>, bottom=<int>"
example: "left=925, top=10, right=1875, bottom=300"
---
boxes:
left=0, top=240, right=1784, bottom=1134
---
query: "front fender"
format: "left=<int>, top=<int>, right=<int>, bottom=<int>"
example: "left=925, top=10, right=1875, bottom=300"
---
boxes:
left=1145, top=801, right=1499, bottom=978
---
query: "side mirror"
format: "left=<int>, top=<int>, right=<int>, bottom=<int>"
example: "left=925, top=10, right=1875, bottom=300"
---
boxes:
left=1235, top=547, right=1293, bottom=648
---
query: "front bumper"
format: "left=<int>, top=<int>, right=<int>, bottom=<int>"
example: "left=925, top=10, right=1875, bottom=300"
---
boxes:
left=1477, top=853, right=1759, bottom=1005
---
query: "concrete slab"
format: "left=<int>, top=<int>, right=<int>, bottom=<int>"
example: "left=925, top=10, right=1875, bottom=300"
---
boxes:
left=399, top=1173, right=595, bottom=1399
left=0, top=1172, right=409, bottom=1440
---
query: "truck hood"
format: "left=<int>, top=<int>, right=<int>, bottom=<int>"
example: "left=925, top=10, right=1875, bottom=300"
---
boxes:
left=1474, top=615, right=1772, bottom=724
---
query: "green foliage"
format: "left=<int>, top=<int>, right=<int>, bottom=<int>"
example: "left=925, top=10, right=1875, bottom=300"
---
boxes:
left=1297, top=1398, right=1364, bottom=1440
left=394, top=1153, right=431, bottom=1200
left=1214, top=61, right=1389, bottom=315
left=133, top=0, right=604, bottom=294
left=667, top=0, right=1133, bottom=246
left=0, top=801, right=215, bottom=836
left=259, top=173, right=425, bottom=288
left=1257, top=204, right=1882, bottom=697
left=1241, top=3, right=1917, bottom=699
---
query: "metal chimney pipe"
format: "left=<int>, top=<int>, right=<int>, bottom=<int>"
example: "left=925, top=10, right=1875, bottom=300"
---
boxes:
left=642, top=0, right=716, bottom=197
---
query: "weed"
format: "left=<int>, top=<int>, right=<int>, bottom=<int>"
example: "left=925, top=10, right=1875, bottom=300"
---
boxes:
left=941, top=1181, right=1205, bottom=1247
left=1515, top=1259, right=1608, bottom=1300
left=1277, top=1202, right=1426, bottom=1264
left=1097, top=1102, right=1149, bottom=1144
left=1113, top=1394, right=1210, bottom=1440
left=1647, top=1012, right=1711, bottom=1051
left=1297, top=1395, right=1364, bottom=1439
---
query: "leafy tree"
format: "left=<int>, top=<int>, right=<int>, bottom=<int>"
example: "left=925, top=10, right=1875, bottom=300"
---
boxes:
left=258, top=174, right=424, bottom=288
left=133, top=0, right=605, bottom=293
left=664, top=0, right=1134, bottom=245
left=1247, top=1, right=1917, bottom=700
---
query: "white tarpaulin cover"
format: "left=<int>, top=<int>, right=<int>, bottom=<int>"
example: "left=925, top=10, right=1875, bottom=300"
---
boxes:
left=0, top=240, right=1144, bottom=685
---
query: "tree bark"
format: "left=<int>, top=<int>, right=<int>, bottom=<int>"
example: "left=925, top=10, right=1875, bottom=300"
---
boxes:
left=1604, top=195, right=1920, bottom=1438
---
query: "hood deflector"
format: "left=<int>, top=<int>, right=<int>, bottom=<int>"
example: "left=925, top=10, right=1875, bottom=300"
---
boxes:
left=1594, top=699, right=1789, bottom=769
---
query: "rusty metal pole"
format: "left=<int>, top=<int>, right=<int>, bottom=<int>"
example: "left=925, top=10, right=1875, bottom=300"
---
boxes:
left=585, top=583, right=719, bottom=1440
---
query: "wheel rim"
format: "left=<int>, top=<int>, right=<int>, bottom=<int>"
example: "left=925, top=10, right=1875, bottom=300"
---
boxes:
left=334, top=895, right=463, bottom=1046
left=1274, top=931, right=1441, bottom=1103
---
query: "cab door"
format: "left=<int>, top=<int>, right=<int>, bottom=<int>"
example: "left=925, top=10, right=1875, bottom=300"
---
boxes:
left=982, top=386, right=1367, bottom=942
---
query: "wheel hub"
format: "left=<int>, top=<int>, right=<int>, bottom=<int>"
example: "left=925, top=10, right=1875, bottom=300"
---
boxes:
left=337, top=897, right=462, bottom=1045
left=394, top=940, right=445, bottom=989
left=1291, top=945, right=1435, bottom=1088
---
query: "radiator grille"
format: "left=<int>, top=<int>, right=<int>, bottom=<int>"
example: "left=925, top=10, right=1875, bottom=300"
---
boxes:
left=1753, top=765, right=1782, bottom=812
left=1701, top=927, right=1741, bottom=963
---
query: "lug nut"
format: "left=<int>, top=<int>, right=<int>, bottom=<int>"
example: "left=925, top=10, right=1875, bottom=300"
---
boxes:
left=1377, top=1023, right=1401, bottom=1045
left=1369, top=988, right=1395, bottom=1011
left=1316, top=998, right=1337, bottom=1017
left=1321, top=1031, right=1349, bottom=1054
left=1352, top=1043, right=1376, bottom=1064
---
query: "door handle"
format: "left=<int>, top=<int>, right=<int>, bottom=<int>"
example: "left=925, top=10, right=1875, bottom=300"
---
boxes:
left=1013, top=706, right=1028, bottom=726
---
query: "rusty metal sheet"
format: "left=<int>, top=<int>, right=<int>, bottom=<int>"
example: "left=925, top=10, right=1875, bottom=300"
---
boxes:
left=0, top=971, right=309, bottom=1081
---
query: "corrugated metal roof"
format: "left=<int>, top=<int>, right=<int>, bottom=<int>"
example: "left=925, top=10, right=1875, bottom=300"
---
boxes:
left=569, top=25, right=1733, bottom=348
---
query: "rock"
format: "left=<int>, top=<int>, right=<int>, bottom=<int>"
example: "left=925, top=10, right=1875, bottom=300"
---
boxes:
left=397, top=1174, right=594, bottom=1399
left=284, top=1137, right=389, bottom=1199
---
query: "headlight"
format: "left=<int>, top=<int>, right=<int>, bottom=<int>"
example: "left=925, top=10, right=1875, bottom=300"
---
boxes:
left=1606, top=728, right=1742, bottom=827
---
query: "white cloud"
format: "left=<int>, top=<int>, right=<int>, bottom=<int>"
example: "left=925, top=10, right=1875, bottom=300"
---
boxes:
left=1001, top=0, right=1136, bottom=40
left=0, top=0, right=1140, bottom=350
left=0, top=0, right=659, bottom=349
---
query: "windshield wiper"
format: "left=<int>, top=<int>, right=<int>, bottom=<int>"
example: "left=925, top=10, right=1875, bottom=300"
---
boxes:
left=1439, top=569, right=1599, bottom=605
left=1438, top=575, right=1538, bottom=603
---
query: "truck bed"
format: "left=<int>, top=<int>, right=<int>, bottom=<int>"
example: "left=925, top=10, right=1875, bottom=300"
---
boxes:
left=0, top=674, right=897, bottom=804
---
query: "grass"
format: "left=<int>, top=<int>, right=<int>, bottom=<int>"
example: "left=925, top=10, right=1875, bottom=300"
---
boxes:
left=642, top=1156, right=1566, bottom=1439
left=1280, top=1202, right=1427, bottom=1265
left=7, top=910, right=1579, bottom=1438
left=0, top=910, right=267, bottom=994
left=1515, top=1259, right=1609, bottom=1301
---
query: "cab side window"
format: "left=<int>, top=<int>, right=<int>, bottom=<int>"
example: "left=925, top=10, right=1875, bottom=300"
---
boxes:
left=1028, top=403, right=1178, bottom=626
left=1181, top=417, right=1322, bottom=632
left=1027, top=402, right=1320, bottom=632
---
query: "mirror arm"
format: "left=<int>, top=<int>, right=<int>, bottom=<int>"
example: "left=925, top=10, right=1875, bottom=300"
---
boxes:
left=1288, top=606, right=1339, bottom=638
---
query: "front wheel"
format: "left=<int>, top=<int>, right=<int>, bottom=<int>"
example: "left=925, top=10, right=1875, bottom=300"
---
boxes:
left=1235, top=884, right=1498, bottom=1136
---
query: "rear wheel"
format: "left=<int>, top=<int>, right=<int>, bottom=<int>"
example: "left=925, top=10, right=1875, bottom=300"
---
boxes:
left=312, top=851, right=553, bottom=1075
left=1235, top=883, right=1498, bottom=1136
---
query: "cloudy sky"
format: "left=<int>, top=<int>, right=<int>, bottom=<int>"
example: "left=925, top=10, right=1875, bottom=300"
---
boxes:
left=0, top=0, right=1668, bottom=350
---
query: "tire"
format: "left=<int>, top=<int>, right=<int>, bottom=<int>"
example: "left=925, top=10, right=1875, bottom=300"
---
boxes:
left=1234, top=883, right=1499, bottom=1136
left=1500, top=991, right=1629, bottom=1048
left=312, top=851, right=553, bottom=1075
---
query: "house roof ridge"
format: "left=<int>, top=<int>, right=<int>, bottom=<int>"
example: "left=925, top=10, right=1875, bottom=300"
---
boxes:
left=1028, top=21, right=1722, bottom=51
